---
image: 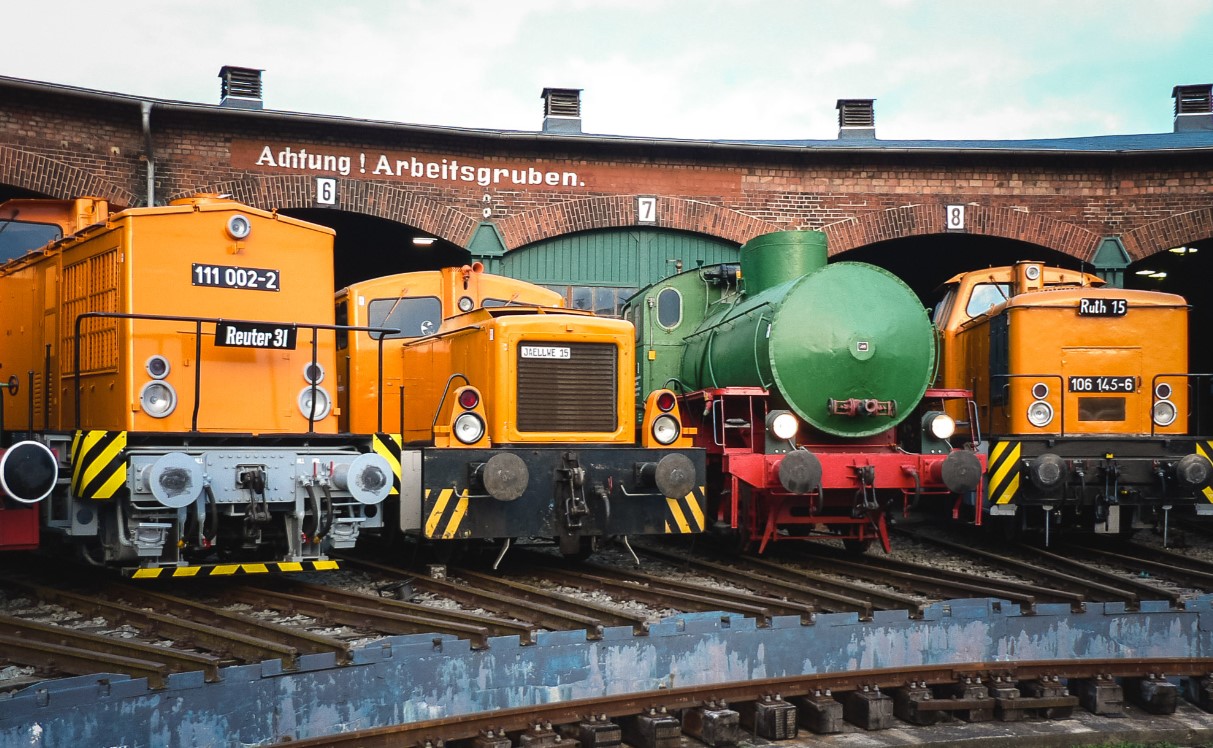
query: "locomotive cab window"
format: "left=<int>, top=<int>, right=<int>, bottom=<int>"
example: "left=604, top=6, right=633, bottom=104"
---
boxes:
left=0, top=221, right=61, bottom=262
left=932, top=289, right=956, bottom=328
left=368, top=297, right=441, bottom=339
left=335, top=301, right=349, bottom=350
left=966, top=283, right=1010, bottom=318
left=656, top=287, right=682, bottom=329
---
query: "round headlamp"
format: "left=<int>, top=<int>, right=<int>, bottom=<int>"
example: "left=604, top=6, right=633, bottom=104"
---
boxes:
left=1153, top=400, right=1178, bottom=427
left=298, top=386, right=332, bottom=420
left=454, top=412, right=486, bottom=444
left=926, top=412, right=956, bottom=440
left=140, top=381, right=178, bottom=418
left=1027, top=400, right=1054, bottom=428
left=226, top=214, right=252, bottom=240
left=767, top=411, right=799, bottom=441
left=652, top=414, right=680, bottom=445
left=458, top=296, right=475, bottom=313
left=145, top=355, right=171, bottom=380
left=302, top=362, right=325, bottom=384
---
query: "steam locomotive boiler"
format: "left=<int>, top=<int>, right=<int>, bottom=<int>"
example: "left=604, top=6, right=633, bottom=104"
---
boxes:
left=624, top=230, right=982, bottom=553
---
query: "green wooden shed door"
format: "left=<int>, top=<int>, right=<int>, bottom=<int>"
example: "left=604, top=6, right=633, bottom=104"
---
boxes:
left=492, top=228, right=739, bottom=316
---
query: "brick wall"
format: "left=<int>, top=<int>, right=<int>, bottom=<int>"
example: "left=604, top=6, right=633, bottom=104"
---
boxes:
left=2, top=86, right=1212, bottom=261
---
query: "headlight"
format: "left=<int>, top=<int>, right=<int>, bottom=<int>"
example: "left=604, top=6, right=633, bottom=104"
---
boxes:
left=1153, top=400, right=1178, bottom=427
left=767, top=410, right=799, bottom=441
left=140, top=381, right=177, bottom=418
left=145, top=355, right=171, bottom=379
left=652, top=414, right=680, bottom=445
left=925, top=412, right=956, bottom=440
left=302, top=362, right=325, bottom=384
left=454, top=412, right=485, bottom=444
left=226, top=214, right=252, bottom=239
left=298, top=386, right=332, bottom=420
left=458, top=296, right=475, bottom=312
left=1027, top=400, right=1054, bottom=427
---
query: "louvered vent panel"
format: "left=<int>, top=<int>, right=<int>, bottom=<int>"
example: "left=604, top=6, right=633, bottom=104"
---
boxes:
left=221, top=67, right=263, bottom=99
left=516, top=342, right=617, bottom=432
left=543, top=89, right=581, bottom=117
left=838, top=101, right=875, bottom=127
left=62, top=251, right=119, bottom=375
left=1175, top=85, right=1213, bottom=115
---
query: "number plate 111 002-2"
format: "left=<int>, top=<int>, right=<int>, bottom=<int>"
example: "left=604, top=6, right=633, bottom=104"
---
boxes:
left=1068, top=376, right=1135, bottom=393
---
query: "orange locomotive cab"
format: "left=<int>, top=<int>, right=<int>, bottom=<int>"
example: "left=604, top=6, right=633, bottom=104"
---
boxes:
left=934, top=261, right=1211, bottom=540
left=338, top=263, right=706, bottom=559
left=0, top=196, right=392, bottom=574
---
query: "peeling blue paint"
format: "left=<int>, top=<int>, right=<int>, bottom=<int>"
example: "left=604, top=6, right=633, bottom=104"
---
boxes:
left=2, top=595, right=1211, bottom=747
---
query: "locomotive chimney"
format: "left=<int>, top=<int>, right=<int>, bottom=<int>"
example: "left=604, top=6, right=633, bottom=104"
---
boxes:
left=836, top=99, right=876, bottom=139
left=1173, top=83, right=1213, bottom=132
left=541, top=87, right=582, bottom=134
left=219, top=66, right=264, bottom=110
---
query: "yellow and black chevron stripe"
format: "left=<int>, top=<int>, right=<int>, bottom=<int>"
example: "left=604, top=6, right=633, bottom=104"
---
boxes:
left=988, top=440, right=1022, bottom=505
left=664, top=486, right=707, bottom=534
left=374, top=432, right=403, bottom=495
left=424, top=487, right=469, bottom=539
left=1197, top=441, right=1213, bottom=503
left=128, top=560, right=339, bottom=579
left=71, top=430, right=128, bottom=500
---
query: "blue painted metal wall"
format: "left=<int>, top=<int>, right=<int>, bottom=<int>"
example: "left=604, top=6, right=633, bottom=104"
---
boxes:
left=1, top=596, right=1208, bottom=746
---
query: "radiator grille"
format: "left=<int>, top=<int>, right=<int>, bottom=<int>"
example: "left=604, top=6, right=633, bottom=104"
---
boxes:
left=62, top=250, right=119, bottom=375
left=516, top=342, right=617, bottom=432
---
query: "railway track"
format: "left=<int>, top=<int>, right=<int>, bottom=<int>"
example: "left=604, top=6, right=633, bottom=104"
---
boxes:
left=281, top=657, right=1213, bottom=748
left=7, top=525, right=1213, bottom=690
left=8, top=536, right=1213, bottom=745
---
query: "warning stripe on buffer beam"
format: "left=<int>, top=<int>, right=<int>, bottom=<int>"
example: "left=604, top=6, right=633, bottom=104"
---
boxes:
left=664, top=487, right=707, bottom=534
left=987, top=440, right=1022, bottom=506
left=1197, top=441, right=1213, bottom=503
left=128, top=560, right=340, bottom=579
left=374, top=433, right=402, bottom=495
left=71, top=430, right=128, bottom=500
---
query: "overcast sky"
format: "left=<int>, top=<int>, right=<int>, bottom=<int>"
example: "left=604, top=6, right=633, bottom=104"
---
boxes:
left=4, top=0, right=1211, bottom=142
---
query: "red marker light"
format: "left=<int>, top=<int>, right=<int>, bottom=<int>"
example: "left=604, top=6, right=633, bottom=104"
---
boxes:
left=656, top=391, right=677, bottom=412
left=458, top=389, right=480, bottom=409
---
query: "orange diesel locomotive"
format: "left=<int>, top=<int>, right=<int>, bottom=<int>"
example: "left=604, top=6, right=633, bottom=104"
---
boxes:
left=933, top=261, right=1212, bottom=541
left=0, top=196, right=391, bottom=574
left=337, top=263, right=707, bottom=560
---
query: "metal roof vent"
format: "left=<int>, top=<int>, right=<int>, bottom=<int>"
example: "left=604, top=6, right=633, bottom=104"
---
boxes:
left=1173, top=84, right=1213, bottom=132
left=219, top=66, right=264, bottom=110
left=542, top=87, right=582, bottom=134
left=836, top=99, right=876, bottom=139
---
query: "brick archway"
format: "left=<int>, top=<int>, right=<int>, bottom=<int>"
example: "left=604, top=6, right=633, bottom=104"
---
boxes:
left=1124, top=208, right=1213, bottom=260
left=495, top=195, right=780, bottom=249
left=180, top=175, right=481, bottom=245
left=0, top=146, right=135, bottom=206
left=823, top=203, right=1103, bottom=260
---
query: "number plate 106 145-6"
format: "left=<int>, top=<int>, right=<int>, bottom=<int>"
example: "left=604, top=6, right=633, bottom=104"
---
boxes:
left=1068, top=376, right=1135, bottom=393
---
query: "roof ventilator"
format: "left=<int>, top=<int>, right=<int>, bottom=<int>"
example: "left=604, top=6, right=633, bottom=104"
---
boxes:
left=219, top=66, right=265, bottom=110
left=542, top=87, right=582, bottom=134
left=837, top=99, right=876, bottom=139
left=1173, top=84, right=1213, bottom=132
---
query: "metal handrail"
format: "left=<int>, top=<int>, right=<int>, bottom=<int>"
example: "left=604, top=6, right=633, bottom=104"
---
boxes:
left=72, top=311, right=397, bottom=433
